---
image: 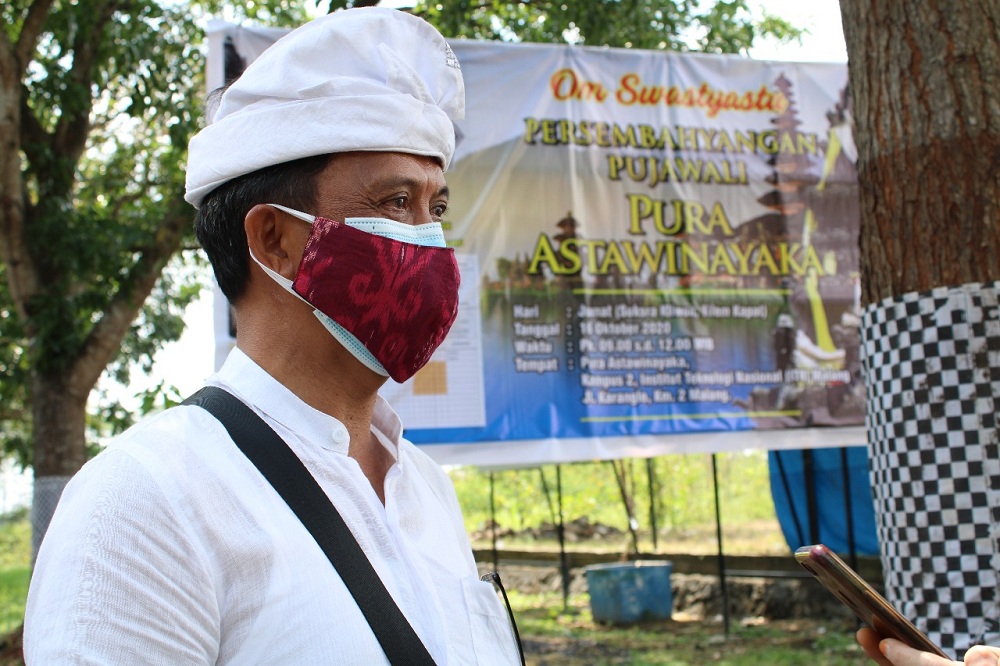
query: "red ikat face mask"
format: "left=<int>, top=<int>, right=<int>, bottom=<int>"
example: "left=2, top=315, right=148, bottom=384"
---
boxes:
left=288, top=213, right=460, bottom=383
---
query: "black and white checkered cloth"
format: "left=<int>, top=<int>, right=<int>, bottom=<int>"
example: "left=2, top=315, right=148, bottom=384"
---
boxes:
left=862, top=282, right=1000, bottom=658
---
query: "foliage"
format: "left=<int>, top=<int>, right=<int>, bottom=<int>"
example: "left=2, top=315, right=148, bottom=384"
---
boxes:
left=0, top=0, right=313, bottom=475
left=0, top=278, right=29, bottom=469
left=18, top=2, right=199, bottom=365
left=0, top=509, right=30, bottom=637
left=0, top=567, right=28, bottom=639
left=412, top=0, right=803, bottom=53
left=0, top=510, right=30, bottom=571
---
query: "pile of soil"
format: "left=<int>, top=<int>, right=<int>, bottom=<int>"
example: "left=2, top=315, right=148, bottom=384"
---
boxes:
left=472, top=516, right=624, bottom=543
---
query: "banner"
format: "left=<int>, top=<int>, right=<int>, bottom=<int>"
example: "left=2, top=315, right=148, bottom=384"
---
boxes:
left=208, top=22, right=866, bottom=466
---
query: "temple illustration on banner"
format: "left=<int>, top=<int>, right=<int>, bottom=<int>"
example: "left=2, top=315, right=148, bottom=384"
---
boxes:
left=737, top=76, right=864, bottom=427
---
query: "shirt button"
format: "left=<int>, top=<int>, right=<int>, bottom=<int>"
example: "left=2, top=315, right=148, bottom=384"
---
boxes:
left=331, top=425, right=350, bottom=447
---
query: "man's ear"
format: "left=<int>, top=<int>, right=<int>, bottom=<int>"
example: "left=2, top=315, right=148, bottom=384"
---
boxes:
left=244, top=204, right=306, bottom=280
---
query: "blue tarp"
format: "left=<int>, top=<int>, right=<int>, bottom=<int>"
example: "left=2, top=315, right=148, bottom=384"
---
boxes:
left=769, top=446, right=879, bottom=556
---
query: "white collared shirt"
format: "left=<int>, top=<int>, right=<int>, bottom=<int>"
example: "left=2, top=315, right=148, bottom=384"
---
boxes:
left=25, top=348, right=519, bottom=665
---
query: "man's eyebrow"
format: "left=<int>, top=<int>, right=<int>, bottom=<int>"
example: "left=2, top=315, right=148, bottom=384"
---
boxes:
left=377, top=177, right=450, bottom=199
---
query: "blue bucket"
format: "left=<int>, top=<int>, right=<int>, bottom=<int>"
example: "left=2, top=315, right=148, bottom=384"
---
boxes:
left=585, top=560, right=673, bottom=624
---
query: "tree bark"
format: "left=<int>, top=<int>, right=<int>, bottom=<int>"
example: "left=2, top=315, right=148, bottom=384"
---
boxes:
left=840, top=0, right=1000, bottom=306
left=0, top=51, right=34, bottom=322
left=30, top=373, right=88, bottom=477
left=30, top=371, right=88, bottom=558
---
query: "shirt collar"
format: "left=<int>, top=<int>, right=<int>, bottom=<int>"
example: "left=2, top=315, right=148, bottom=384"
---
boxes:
left=213, top=347, right=403, bottom=459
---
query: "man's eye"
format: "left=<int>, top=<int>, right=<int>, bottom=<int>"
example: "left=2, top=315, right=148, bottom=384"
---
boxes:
left=388, top=196, right=407, bottom=209
left=432, top=202, right=449, bottom=217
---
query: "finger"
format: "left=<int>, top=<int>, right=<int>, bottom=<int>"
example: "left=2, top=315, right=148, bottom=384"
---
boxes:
left=857, top=628, right=894, bottom=665
left=880, top=638, right=959, bottom=666
left=962, top=645, right=1000, bottom=666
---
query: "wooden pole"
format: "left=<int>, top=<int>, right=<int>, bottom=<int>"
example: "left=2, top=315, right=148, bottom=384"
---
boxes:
left=646, top=457, right=659, bottom=551
left=711, top=453, right=730, bottom=637
left=556, top=465, right=569, bottom=610
left=489, top=471, right=498, bottom=571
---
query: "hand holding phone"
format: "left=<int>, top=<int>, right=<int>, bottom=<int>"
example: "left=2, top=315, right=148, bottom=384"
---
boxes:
left=795, top=544, right=949, bottom=659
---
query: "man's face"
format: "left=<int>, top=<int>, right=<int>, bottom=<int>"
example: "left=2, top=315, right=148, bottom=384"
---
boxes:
left=267, top=151, right=458, bottom=380
left=277, top=151, right=451, bottom=272
left=314, top=151, right=450, bottom=227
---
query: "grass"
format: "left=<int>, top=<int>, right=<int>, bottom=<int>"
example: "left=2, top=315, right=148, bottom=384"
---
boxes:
left=510, top=590, right=869, bottom=665
left=0, top=569, right=28, bottom=638
left=0, top=513, right=29, bottom=571
left=0, top=509, right=29, bottom=640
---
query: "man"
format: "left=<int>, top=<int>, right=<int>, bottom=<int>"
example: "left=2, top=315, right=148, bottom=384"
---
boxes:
left=24, top=8, right=521, bottom=664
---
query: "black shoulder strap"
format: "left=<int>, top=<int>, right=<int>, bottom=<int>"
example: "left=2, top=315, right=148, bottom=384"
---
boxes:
left=184, top=386, right=436, bottom=666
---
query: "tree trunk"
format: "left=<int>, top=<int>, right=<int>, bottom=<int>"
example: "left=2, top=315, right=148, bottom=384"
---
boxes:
left=841, top=1, right=1000, bottom=305
left=30, top=370, right=88, bottom=558
left=841, top=0, right=1000, bottom=658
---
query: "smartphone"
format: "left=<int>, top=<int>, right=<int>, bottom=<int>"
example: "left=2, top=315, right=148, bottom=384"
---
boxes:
left=794, top=544, right=949, bottom=658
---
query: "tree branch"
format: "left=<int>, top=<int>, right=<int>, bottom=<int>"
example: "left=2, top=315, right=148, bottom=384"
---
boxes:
left=0, top=89, right=55, bottom=322
left=19, top=90, right=48, bottom=160
left=69, top=194, right=192, bottom=394
left=52, top=0, right=121, bottom=167
left=0, top=80, right=38, bottom=325
left=15, top=0, right=58, bottom=69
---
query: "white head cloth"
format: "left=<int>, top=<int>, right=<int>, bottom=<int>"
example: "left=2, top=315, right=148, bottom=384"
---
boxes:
left=184, top=7, right=465, bottom=208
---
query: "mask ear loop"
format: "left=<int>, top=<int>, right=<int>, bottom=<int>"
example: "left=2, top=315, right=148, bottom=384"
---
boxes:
left=267, top=202, right=316, bottom=224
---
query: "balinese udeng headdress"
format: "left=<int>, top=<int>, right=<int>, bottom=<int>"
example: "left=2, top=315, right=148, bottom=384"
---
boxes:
left=184, top=7, right=465, bottom=208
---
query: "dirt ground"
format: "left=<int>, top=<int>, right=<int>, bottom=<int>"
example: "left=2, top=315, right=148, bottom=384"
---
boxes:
left=492, top=563, right=868, bottom=664
left=521, top=615, right=865, bottom=665
left=0, top=625, right=20, bottom=666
